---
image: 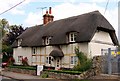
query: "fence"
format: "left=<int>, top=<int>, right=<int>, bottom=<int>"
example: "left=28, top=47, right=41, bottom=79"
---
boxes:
left=101, top=48, right=120, bottom=75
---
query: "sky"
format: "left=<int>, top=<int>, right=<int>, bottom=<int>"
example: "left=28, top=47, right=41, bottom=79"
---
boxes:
left=0, top=0, right=119, bottom=37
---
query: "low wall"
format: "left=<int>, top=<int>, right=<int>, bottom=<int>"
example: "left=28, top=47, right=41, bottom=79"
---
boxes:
left=5, top=68, right=36, bottom=75
left=41, top=56, right=102, bottom=79
left=4, top=56, right=102, bottom=79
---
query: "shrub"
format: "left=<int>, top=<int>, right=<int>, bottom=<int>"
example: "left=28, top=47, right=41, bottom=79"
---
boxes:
left=44, top=69, right=81, bottom=75
left=73, top=48, right=92, bottom=72
left=7, top=56, right=15, bottom=66
left=22, top=57, right=29, bottom=66
left=8, top=65, right=36, bottom=70
left=41, top=73, right=49, bottom=78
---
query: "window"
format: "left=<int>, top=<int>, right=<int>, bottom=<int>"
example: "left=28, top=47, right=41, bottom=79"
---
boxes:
left=18, top=56, right=23, bottom=63
left=18, top=39, right=22, bottom=46
left=46, top=56, right=52, bottom=64
left=70, top=56, right=78, bottom=65
left=69, top=32, right=77, bottom=42
left=32, top=47, right=37, bottom=54
left=45, top=37, right=52, bottom=45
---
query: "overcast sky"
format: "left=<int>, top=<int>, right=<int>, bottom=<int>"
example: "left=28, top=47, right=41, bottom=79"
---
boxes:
left=0, top=0, right=119, bottom=36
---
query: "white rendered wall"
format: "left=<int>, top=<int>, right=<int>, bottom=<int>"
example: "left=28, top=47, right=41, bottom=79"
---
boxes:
left=89, top=31, right=116, bottom=57
left=13, top=47, right=32, bottom=65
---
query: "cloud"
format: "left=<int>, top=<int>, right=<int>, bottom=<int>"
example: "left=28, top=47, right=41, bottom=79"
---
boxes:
left=24, top=2, right=118, bottom=35
left=10, top=8, right=25, bottom=15
left=24, top=12, right=43, bottom=26
left=104, top=7, right=118, bottom=35
left=52, top=3, right=104, bottom=20
left=0, top=0, right=30, bottom=15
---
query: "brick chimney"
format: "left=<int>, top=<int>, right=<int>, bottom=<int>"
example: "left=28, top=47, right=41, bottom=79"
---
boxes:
left=43, top=7, right=54, bottom=25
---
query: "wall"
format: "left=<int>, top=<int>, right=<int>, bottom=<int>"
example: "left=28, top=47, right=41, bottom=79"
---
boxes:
left=60, top=43, right=88, bottom=68
left=13, top=47, right=32, bottom=65
left=89, top=31, right=116, bottom=57
left=92, top=31, right=113, bottom=44
left=13, top=43, right=89, bottom=69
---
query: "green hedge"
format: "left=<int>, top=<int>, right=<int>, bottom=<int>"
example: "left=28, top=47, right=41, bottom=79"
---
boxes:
left=44, top=69, right=81, bottom=75
left=8, top=65, right=36, bottom=70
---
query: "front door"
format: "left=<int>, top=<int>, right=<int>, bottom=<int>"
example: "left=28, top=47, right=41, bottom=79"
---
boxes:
left=55, top=58, right=60, bottom=70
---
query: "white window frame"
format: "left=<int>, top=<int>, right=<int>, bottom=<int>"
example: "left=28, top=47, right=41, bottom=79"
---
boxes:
left=18, top=39, right=22, bottom=46
left=69, top=32, right=77, bottom=42
left=70, top=56, right=78, bottom=65
left=45, top=37, right=52, bottom=45
left=32, top=47, right=37, bottom=54
left=46, top=56, right=52, bottom=64
left=18, top=56, right=23, bottom=63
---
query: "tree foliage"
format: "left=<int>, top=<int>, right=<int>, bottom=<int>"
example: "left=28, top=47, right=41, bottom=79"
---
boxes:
left=2, top=25, right=24, bottom=45
left=0, top=19, right=9, bottom=39
left=0, top=18, right=25, bottom=63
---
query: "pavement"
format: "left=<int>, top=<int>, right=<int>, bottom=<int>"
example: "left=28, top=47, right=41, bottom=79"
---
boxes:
left=2, top=71, right=42, bottom=79
left=1, top=71, right=58, bottom=81
left=1, top=70, right=120, bottom=81
left=1, top=71, right=67, bottom=81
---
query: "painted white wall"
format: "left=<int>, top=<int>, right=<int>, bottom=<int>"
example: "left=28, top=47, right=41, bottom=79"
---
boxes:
left=13, top=47, right=32, bottom=65
left=89, top=31, right=116, bottom=57
left=92, top=31, right=113, bottom=44
left=89, top=42, right=116, bottom=57
left=60, top=43, right=89, bottom=68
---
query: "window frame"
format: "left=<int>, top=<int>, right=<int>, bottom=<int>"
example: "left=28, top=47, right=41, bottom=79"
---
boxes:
left=46, top=56, right=52, bottom=64
left=45, top=37, right=52, bottom=45
left=18, top=56, right=23, bottom=63
left=18, top=39, right=22, bottom=46
left=70, top=56, right=78, bottom=65
left=32, top=47, right=37, bottom=54
left=69, top=32, right=77, bottom=42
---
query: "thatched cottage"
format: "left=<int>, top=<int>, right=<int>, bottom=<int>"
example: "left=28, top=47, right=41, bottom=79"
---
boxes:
left=12, top=7, right=118, bottom=69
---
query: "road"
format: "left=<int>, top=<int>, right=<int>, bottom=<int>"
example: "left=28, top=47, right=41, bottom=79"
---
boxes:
left=0, top=75, right=67, bottom=81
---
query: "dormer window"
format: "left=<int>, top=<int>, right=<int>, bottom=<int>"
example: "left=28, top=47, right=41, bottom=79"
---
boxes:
left=69, top=32, right=77, bottom=42
left=18, top=39, right=22, bottom=46
left=45, top=36, right=52, bottom=45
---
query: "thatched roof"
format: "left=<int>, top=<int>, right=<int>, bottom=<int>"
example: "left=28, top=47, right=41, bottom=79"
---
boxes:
left=49, top=46, right=64, bottom=57
left=12, top=11, right=119, bottom=47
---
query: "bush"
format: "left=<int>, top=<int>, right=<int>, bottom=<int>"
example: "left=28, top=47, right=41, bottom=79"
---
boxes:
left=73, top=48, right=92, bottom=72
left=22, top=57, right=29, bottom=66
left=41, top=73, right=49, bottom=78
left=7, top=56, right=15, bottom=66
left=44, top=69, right=81, bottom=75
left=8, top=65, right=36, bottom=70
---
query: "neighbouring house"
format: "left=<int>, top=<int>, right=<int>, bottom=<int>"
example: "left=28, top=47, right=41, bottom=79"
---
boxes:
left=12, top=7, right=119, bottom=69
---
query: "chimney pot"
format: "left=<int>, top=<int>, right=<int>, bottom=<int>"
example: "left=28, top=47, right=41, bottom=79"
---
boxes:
left=49, top=7, right=52, bottom=14
left=43, top=7, right=54, bottom=25
left=46, top=10, right=48, bottom=14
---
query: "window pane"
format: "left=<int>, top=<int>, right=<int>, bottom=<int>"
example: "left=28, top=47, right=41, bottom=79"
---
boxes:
left=18, top=56, right=23, bottom=62
left=49, top=57, right=51, bottom=64
left=46, top=57, right=48, bottom=63
left=74, top=33, right=77, bottom=41
left=74, top=56, right=78, bottom=64
left=32, top=48, right=37, bottom=54
left=71, top=56, right=73, bottom=64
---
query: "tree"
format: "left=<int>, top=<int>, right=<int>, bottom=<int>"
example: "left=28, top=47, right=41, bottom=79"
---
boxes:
left=2, top=25, right=25, bottom=62
left=2, top=25, right=24, bottom=45
left=0, top=19, right=9, bottom=39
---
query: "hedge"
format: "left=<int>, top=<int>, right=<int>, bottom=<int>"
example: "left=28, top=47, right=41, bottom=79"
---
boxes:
left=44, top=69, right=81, bottom=75
left=8, top=65, right=36, bottom=70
